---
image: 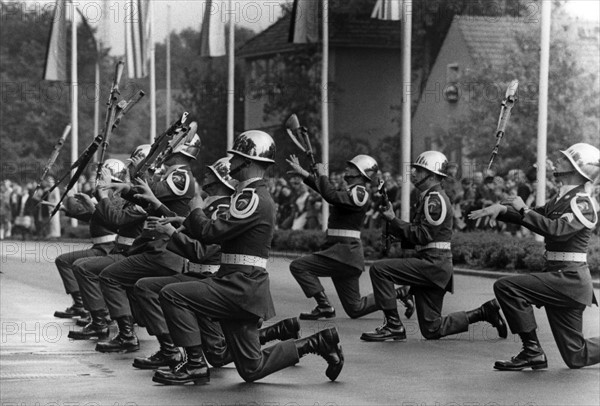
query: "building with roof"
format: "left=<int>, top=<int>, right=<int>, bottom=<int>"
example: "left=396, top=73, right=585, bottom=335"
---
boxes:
left=237, top=12, right=415, bottom=157
left=412, top=15, right=599, bottom=174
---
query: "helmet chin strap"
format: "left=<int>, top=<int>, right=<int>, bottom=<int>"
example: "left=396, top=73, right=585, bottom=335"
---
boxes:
left=414, top=174, right=432, bottom=189
left=553, top=170, right=576, bottom=179
left=229, top=159, right=251, bottom=176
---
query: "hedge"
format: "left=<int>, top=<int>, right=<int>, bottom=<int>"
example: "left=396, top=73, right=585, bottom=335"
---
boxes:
left=272, top=229, right=600, bottom=277
left=63, top=224, right=599, bottom=277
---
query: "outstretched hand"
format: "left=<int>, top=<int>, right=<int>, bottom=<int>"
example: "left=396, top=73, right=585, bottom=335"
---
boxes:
left=380, top=201, right=395, bottom=221
left=286, top=154, right=310, bottom=178
left=468, top=204, right=507, bottom=221
left=133, top=178, right=160, bottom=209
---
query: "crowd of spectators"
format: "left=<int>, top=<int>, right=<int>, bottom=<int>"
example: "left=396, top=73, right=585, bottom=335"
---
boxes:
left=3, top=164, right=599, bottom=240
left=0, top=175, right=96, bottom=240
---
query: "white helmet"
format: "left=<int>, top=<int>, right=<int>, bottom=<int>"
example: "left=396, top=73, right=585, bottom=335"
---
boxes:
left=206, top=157, right=236, bottom=191
left=347, top=154, right=379, bottom=181
left=413, top=151, right=448, bottom=177
left=228, top=130, right=276, bottom=163
left=102, top=159, right=127, bottom=183
left=560, top=143, right=600, bottom=182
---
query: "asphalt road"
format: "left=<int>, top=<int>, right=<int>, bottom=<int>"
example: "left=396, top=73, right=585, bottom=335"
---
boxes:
left=1, top=240, right=599, bottom=406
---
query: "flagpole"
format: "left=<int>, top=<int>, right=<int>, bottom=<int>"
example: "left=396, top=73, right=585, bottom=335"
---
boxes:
left=166, top=4, right=171, bottom=126
left=70, top=0, right=78, bottom=227
left=227, top=0, right=235, bottom=150
left=399, top=0, right=412, bottom=222
left=535, top=0, right=551, bottom=242
left=149, top=1, right=156, bottom=142
left=321, top=0, right=329, bottom=230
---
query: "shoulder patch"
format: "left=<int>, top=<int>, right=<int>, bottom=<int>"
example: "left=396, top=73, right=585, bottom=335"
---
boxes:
left=424, top=191, right=447, bottom=226
left=349, top=185, right=369, bottom=207
left=570, top=193, right=597, bottom=229
left=230, top=188, right=259, bottom=219
left=166, top=169, right=191, bottom=197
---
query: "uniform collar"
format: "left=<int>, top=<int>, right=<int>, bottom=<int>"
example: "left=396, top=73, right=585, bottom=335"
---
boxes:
left=557, top=184, right=580, bottom=200
left=236, top=177, right=263, bottom=192
left=419, top=182, right=441, bottom=199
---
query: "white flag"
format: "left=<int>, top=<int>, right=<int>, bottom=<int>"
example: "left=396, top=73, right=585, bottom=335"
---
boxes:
left=371, top=0, right=402, bottom=21
left=125, top=0, right=151, bottom=78
left=200, top=0, right=226, bottom=57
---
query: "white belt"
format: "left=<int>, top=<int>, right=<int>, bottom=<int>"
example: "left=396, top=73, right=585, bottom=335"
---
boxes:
left=416, top=242, right=451, bottom=251
left=92, top=235, right=116, bottom=245
left=221, top=253, right=268, bottom=269
left=198, top=264, right=220, bottom=273
left=116, top=236, right=135, bottom=246
left=546, top=251, right=587, bottom=262
left=188, top=263, right=220, bottom=274
left=327, top=229, right=361, bottom=239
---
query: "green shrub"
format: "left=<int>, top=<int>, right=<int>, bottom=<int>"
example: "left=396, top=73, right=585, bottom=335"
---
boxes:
left=270, top=229, right=599, bottom=277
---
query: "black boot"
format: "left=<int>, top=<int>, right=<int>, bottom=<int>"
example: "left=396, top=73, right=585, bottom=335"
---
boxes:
left=259, top=317, right=301, bottom=344
left=295, top=327, right=344, bottom=381
left=395, top=286, right=415, bottom=319
left=68, top=309, right=111, bottom=340
left=361, top=309, right=406, bottom=342
left=95, top=315, right=139, bottom=353
left=133, top=334, right=183, bottom=369
left=466, top=299, right=508, bottom=339
left=54, top=292, right=89, bottom=319
left=152, top=345, right=210, bottom=385
left=299, top=291, right=336, bottom=320
left=75, top=315, right=92, bottom=327
left=494, top=330, right=547, bottom=371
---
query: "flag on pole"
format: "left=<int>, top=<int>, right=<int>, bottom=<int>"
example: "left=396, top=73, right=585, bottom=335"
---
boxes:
left=371, top=0, right=402, bottom=21
left=95, top=0, right=111, bottom=52
left=289, top=0, right=319, bottom=43
left=125, top=0, right=151, bottom=78
left=200, top=0, right=226, bottom=57
left=43, top=0, right=68, bottom=81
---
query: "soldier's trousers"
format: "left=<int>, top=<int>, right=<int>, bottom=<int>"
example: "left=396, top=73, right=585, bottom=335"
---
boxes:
left=134, top=273, right=231, bottom=367
left=160, top=281, right=299, bottom=382
left=494, top=274, right=600, bottom=368
left=73, top=254, right=125, bottom=311
left=99, top=251, right=184, bottom=319
left=370, top=258, right=469, bottom=340
left=290, top=254, right=378, bottom=318
left=55, top=243, right=113, bottom=295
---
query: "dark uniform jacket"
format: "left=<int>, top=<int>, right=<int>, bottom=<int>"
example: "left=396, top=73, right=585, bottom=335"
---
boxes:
left=498, top=184, right=598, bottom=306
left=167, top=195, right=230, bottom=266
left=126, top=164, right=195, bottom=256
left=389, top=183, right=454, bottom=292
left=183, top=179, right=276, bottom=320
left=305, top=175, right=370, bottom=273
left=63, top=196, right=115, bottom=254
left=95, top=197, right=147, bottom=254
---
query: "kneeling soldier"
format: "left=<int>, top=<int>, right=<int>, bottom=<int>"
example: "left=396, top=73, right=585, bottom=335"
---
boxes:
left=362, top=151, right=507, bottom=342
left=470, top=143, right=600, bottom=370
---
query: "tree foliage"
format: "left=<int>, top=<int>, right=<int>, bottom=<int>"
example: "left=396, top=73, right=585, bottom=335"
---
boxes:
left=447, top=7, right=600, bottom=173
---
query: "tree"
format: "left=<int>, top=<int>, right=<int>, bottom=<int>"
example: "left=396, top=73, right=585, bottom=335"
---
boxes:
left=0, top=2, right=103, bottom=184
left=175, top=25, right=255, bottom=178
left=447, top=6, right=599, bottom=174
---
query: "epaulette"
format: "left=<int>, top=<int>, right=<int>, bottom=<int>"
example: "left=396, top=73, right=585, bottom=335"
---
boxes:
left=166, top=166, right=191, bottom=197
left=424, top=191, right=447, bottom=226
left=570, top=193, right=597, bottom=229
left=349, top=185, right=369, bottom=207
left=230, top=188, right=259, bottom=219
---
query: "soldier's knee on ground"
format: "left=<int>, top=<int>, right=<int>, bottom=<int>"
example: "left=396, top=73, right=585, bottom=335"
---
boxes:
left=420, top=324, right=442, bottom=340
left=236, top=364, right=263, bottom=383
